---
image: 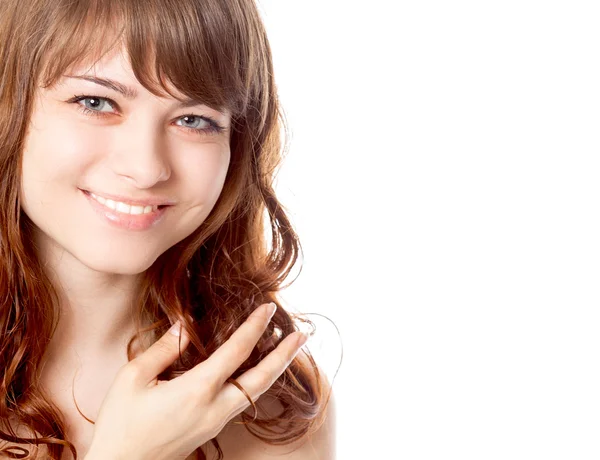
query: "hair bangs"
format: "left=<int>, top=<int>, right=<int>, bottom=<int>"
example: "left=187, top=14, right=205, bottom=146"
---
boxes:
left=37, top=0, right=258, bottom=117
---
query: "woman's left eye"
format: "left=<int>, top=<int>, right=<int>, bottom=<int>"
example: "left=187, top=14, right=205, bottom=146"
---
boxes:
left=68, top=95, right=226, bottom=136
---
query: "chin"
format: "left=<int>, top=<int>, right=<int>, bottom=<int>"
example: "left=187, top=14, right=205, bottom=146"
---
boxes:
left=76, top=250, right=160, bottom=276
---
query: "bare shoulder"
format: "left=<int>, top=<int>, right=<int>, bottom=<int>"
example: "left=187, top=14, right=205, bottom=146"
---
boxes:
left=208, top=351, right=336, bottom=460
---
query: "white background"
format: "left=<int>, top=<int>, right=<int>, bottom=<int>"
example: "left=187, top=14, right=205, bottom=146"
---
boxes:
left=258, top=1, right=600, bottom=459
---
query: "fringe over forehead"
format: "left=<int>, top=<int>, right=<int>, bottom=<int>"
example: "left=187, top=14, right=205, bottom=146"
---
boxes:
left=34, top=0, right=268, bottom=118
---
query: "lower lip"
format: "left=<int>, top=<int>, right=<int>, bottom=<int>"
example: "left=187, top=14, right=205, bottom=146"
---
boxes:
left=82, top=190, right=169, bottom=231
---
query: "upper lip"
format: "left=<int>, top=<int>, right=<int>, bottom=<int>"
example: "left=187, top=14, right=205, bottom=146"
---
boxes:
left=82, top=189, right=176, bottom=207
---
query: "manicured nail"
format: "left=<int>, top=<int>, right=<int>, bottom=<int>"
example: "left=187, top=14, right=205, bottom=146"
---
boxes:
left=267, top=302, right=277, bottom=320
left=296, top=331, right=309, bottom=348
left=169, top=320, right=182, bottom=336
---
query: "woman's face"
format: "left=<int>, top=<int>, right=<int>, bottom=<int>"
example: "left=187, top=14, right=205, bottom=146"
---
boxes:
left=20, top=47, right=231, bottom=275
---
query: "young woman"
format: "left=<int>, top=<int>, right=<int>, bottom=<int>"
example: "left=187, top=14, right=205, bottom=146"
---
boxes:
left=0, top=0, right=335, bottom=459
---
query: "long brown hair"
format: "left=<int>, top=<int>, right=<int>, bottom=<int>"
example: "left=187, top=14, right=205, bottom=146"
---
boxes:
left=0, top=0, right=330, bottom=458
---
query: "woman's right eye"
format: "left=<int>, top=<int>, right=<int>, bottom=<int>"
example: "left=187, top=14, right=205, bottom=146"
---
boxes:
left=71, top=95, right=117, bottom=116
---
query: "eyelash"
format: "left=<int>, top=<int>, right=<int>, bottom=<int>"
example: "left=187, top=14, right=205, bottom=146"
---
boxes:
left=68, top=94, right=226, bottom=136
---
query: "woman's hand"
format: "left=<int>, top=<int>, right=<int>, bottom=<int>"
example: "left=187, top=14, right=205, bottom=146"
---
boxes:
left=84, top=302, right=307, bottom=460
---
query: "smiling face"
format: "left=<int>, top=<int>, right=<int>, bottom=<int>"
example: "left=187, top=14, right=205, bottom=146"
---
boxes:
left=20, top=46, right=232, bottom=275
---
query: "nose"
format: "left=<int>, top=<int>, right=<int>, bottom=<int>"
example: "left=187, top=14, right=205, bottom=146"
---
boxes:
left=109, top=124, right=171, bottom=188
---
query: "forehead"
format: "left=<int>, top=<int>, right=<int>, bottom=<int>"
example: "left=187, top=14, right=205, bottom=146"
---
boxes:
left=61, top=45, right=175, bottom=97
left=55, top=45, right=230, bottom=115
left=36, top=7, right=243, bottom=117
left=67, top=45, right=131, bottom=76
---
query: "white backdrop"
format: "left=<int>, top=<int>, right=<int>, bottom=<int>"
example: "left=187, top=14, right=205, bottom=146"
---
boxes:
left=258, top=1, right=600, bottom=459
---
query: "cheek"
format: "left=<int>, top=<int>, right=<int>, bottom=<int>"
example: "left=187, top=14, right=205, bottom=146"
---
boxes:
left=20, top=116, right=96, bottom=211
left=178, top=144, right=230, bottom=206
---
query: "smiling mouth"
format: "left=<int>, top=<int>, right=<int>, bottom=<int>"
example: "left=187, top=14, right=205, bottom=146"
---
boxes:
left=82, top=190, right=171, bottom=214
left=82, top=189, right=170, bottom=231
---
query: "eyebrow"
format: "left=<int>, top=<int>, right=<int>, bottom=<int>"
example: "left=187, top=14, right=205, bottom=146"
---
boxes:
left=63, top=74, right=217, bottom=110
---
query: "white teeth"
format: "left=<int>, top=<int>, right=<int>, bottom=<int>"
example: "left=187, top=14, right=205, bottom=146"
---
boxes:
left=105, top=199, right=117, bottom=210
left=130, top=205, right=144, bottom=215
left=89, top=192, right=158, bottom=215
left=116, top=202, right=130, bottom=213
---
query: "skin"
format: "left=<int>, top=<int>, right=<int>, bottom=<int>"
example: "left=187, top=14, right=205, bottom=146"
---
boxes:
left=17, top=43, right=335, bottom=460
left=20, top=45, right=231, bottom=358
left=18, top=44, right=231, bottom=456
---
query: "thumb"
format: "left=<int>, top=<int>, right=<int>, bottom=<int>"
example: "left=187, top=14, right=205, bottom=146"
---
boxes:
left=130, top=320, right=192, bottom=385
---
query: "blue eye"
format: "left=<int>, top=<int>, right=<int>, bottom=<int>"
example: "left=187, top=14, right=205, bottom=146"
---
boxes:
left=78, top=96, right=113, bottom=113
left=69, top=94, right=226, bottom=136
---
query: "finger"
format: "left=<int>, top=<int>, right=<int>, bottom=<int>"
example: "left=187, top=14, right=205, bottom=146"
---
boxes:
left=215, top=330, right=308, bottom=415
left=181, top=303, right=276, bottom=387
left=127, top=320, right=192, bottom=385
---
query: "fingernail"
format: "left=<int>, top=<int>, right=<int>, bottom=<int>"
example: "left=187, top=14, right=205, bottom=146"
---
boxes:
left=267, top=302, right=277, bottom=320
left=169, top=320, right=182, bottom=336
left=296, top=331, right=309, bottom=348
